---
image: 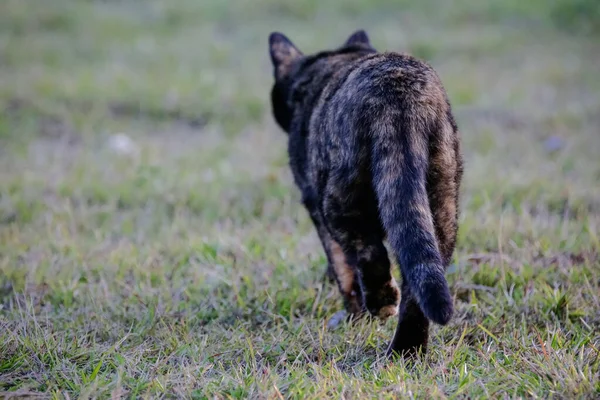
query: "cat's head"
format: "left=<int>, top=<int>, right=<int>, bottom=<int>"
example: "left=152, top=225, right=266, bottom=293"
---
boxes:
left=268, top=30, right=375, bottom=133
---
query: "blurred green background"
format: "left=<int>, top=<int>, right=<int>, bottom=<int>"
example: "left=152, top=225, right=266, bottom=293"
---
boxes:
left=1, top=0, right=599, bottom=398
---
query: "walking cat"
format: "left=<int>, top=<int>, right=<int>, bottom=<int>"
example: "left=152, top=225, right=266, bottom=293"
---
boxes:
left=268, top=29, right=463, bottom=358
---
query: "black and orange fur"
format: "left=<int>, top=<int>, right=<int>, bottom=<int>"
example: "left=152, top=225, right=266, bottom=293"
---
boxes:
left=268, top=30, right=463, bottom=358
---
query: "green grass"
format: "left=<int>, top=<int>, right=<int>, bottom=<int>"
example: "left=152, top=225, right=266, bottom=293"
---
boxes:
left=1, top=0, right=599, bottom=398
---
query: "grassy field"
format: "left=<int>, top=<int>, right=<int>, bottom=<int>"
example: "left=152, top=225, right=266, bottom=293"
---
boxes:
left=1, top=0, right=599, bottom=398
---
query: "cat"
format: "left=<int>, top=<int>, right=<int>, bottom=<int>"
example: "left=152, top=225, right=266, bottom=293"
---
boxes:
left=268, top=29, right=463, bottom=358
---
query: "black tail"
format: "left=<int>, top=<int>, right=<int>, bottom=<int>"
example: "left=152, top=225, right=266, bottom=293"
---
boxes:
left=371, top=115, right=453, bottom=325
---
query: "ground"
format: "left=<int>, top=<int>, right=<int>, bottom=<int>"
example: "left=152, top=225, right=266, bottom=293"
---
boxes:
left=0, top=0, right=599, bottom=398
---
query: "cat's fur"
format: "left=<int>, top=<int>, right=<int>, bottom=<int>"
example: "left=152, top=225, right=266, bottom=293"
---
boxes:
left=268, top=30, right=463, bottom=358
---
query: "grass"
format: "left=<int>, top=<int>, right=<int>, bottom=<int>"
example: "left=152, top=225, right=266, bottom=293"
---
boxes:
left=1, top=0, right=599, bottom=398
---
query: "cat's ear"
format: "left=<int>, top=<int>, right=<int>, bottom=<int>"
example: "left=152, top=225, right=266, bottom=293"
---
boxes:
left=269, top=32, right=303, bottom=77
left=345, top=29, right=371, bottom=46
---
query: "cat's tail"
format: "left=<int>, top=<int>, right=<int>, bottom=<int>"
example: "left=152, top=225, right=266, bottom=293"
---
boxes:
left=371, top=114, right=453, bottom=325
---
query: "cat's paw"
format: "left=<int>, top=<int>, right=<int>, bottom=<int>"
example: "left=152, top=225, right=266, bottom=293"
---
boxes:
left=365, top=279, right=400, bottom=320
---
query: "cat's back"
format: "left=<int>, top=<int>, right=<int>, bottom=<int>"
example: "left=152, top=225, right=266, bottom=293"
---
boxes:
left=310, top=52, right=447, bottom=128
